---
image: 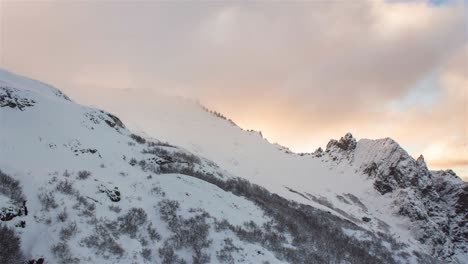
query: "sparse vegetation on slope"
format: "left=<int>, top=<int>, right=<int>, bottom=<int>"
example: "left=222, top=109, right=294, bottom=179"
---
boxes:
left=0, top=170, right=25, bottom=205
left=156, top=162, right=419, bottom=263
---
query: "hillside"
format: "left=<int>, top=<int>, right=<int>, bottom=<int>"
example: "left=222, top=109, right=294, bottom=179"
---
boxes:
left=0, top=68, right=466, bottom=264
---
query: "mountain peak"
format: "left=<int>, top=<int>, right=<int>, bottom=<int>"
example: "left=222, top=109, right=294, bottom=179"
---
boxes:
left=325, top=132, right=357, bottom=152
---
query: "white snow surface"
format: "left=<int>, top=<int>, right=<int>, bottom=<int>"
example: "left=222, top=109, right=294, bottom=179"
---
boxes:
left=92, top=90, right=427, bottom=249
left=0, top=68, right=466, bottom=264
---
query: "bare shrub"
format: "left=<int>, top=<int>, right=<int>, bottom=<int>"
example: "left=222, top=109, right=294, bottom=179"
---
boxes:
left=214, top=219, right=234, bottom=232
left=130, top=134, right=146, bottom=144
left=193, top=248, right=210, bottom=264
left=147, top=223, right=161, bottom=241
left=150, top=186, right=166, bottom=197
left=158, top=241, right=186, bottom=264
left=38, top=192, right=58, bottom=211
left=82, top=224, right=124, bottom=257
left=74, top=195, right=88, bottom=208
left=108, top=205, right=122, bottom=213
left=172, top=151, right=201, bottom=165
left=201, top=106, right=238, bottom=126
left=57, top=208, right=68, bottom=222
left=115, top=207, right=147, bottom=238
left=216, top=238, right=241, bottom=264
left=158, top=166, right=405, bottom=264
left=60, top=221, right=78, bottom=241
left=138, top=237, right=148, bottom=247
left=148, top=141, right=174, bottom=148
left=158, top=199, right=180, bottom=225
left=138, top=160, right=147, bottom=168
left=63, top=170, right=71, bottom=177
left=51, top=242, right=79, bottom=264
left=178, top=214, right=212, bottom=251
left=0, top=225, right=24, bottom=264
left=56, top=180, right=75, bottom=195
left=158, top=200, right=211, bottom=263
left=73, top=193, right=96, bottom=218
left=141, top=248, right=152, bottom=261
left=0, top=169, right=25, bottom=204
left=142, top=147, right=169, bottom=156
left=159, top=164, right=214, bottom=180
left=129, top=158, right=138, bottom=166
left=81, top=203, right=96, bottom=218
left=77, top=170, right=91, bottom=180
left=140, top=161, right=160, bottom=174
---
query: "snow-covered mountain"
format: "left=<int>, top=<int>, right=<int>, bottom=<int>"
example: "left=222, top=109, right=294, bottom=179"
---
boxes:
left=0, top=68, right=466, bottom=264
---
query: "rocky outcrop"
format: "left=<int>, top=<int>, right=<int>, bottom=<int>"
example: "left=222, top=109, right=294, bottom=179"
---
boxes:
left=0, top=87, right=35, bottom=111
left=349, top=137, right=466, bottom=261
left=98, top=185, right=121, bottom=202
left=325, top=133, right=357, bottom=162
left=0, top=201, right=28, bottom=222
left=432, top=170, right=468, bottom=257
left=326, top=133, right=357, bottom=152
left=312, top=147, right=324, bottom=158
left=321, top=133, right=466, bottom=261
left=28, top=258, right=45, bottom=264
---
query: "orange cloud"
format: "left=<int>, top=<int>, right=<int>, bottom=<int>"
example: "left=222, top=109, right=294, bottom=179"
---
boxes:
left=1, top=1, right=466, bottom=178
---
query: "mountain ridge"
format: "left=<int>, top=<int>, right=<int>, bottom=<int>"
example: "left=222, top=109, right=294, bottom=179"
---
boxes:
left=0, top=68, right=466, bottom=263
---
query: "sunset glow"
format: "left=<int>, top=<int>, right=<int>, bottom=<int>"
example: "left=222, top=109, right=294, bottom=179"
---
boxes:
left=1, top=0, right=466, bottom=179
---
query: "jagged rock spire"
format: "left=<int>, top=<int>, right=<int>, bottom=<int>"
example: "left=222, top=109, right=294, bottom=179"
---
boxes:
left=326, top=132, right=357, bottom=152
left=313, top=147, right=324, bottom=157
left=416, top=154, right=427, bottom=167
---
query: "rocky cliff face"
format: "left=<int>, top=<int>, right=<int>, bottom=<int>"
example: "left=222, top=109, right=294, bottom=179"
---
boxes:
left=323, top=134, right=467, bottom=261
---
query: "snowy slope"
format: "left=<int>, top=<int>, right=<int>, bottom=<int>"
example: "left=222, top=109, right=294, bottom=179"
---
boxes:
left=91, top=87, right=468, bottom=263
left=0, top=69, right=283, bottom=264
left=0, top=68, right=466, bottom=264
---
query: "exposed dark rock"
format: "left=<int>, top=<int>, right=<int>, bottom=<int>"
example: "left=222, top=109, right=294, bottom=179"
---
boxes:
left=373, top=180, right=393, bottom=195
left=326, top=133, right=357, bottom=152
left=74, top=148, right=99, bottom=155
left=416, top=155, right=426, bottom=167
left=15, top=221, right=26, bottom=228
left=53, top=89, right=71, bottom=101
left=98, top=185, right=121, bottom=202
left=28, top=258, right=45, bottom=264
left=0, top=207, right=18, bottom=221
left=0, top=201, right=28, bottom=222
left=155, top=156, right=174, bottom=165
left=0, top=87, right=35, bottom=111
left=101, top=111, right=125, bottom=129
left=358, top=139, right=466, bottom=260
left=363, top=162, right=378, bottom=177
left=456, top=185, right=468, bottom=215
left=362, top=217, right=371, bottom=222
left=313, top=147, right=324, bottom=158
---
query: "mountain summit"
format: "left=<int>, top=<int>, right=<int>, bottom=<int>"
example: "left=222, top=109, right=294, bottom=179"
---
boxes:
left=0, top=68, right=466, bottom=263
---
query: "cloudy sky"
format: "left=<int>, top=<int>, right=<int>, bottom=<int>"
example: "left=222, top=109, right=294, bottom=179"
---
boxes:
left=1, top=0, right=467, bottom=179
